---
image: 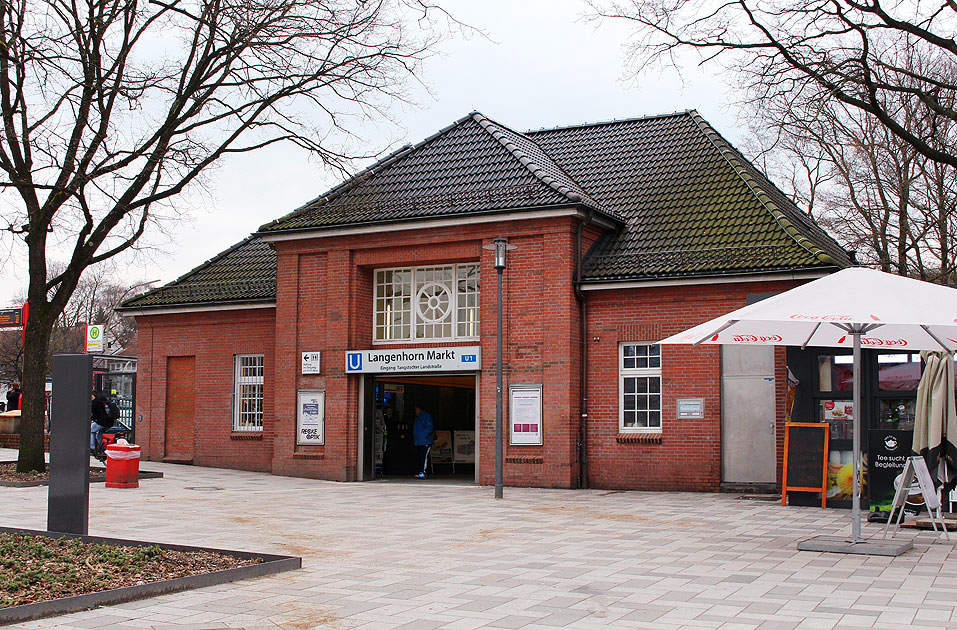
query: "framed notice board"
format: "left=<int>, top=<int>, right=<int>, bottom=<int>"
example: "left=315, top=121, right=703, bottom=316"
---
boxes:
left=782, top=422, right=829, bottom=508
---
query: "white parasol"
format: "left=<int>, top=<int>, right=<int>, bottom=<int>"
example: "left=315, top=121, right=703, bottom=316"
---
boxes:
left=659, top=267, right=957, bottom=542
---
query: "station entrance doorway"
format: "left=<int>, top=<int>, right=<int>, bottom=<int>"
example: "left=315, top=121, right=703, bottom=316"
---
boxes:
left=361, top=374, right=476, bottom=482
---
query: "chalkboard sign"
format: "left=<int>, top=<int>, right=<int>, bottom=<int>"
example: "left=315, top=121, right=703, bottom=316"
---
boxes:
left=782, top=422, right=829, bottom=508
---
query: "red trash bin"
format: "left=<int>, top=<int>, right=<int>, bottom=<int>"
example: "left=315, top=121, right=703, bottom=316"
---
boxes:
left=105, top=443, right=141, bottom=488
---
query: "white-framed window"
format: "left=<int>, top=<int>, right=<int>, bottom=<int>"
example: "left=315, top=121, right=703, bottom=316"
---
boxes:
left=233, top=354, right=264, bottom=431
left=374, top=263, right=480, bottom=342
left=619, top=343, right=662, bottom=432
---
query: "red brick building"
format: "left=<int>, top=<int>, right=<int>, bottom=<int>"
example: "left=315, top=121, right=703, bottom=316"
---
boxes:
left=120, top=111, right=850, bottom=491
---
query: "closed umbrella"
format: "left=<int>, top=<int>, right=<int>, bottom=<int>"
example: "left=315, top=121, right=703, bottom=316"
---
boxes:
left=914, top=351, right=957, bottom=503
left=659, top=267, right=957, bottom=543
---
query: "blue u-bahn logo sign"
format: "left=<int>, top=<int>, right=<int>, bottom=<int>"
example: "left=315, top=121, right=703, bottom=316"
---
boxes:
left=344, top=346, right=481, bottom=373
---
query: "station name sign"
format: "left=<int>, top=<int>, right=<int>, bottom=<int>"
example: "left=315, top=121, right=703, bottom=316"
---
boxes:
left=345, top=346, right=481, bottom=373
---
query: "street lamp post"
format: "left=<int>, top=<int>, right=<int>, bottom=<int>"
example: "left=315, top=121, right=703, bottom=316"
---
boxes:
left=107, top=279, right=159, bottom=354
left=485, top=237, right=515, bottom=499
left=118, top=279, right=160, bottom=303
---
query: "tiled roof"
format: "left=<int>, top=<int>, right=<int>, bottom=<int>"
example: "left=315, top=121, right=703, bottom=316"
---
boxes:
left=123, top=111, right=849, bottom=309
left=471, top=114, right=607, bottom=212
left=528, top=111, right=849, bottom=280
left=120, top=237, right=276, bottom=308
left=259, top=113, right=621, bottom=233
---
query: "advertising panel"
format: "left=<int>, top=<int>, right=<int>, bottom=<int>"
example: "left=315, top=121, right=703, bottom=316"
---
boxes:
left=821, top=399, right=853, bottom=440
left=453, top=431, right=475, bottom=463
left=432, top=431, right=453, bottom=464
left=296, top=390, right=325, bottom=445
left=867, top=429, right=914, bottom=513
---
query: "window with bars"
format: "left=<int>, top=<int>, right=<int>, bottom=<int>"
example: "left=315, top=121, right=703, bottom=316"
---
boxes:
left=233, top=354, right=264, bottom=431
left=374, top=264, right=480, bottom=342
left=619, top=343, right=662, bottom=431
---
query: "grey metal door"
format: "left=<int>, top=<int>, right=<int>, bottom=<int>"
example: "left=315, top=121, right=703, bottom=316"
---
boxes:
left=721, top=345, right=777, bottom=484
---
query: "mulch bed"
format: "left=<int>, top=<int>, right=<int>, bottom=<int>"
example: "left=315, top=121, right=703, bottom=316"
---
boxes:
left=0, top=463, right=105, bottom=484
left=0, top=533, right=263, bottom=608
left=0, top=462, right=163, bottom=487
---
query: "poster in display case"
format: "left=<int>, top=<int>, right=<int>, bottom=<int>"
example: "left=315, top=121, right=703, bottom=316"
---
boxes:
left=826, top=448, right=860, bottom=502
left=296, top=390, right=325, bottom=445
left=509, top=385, right=543, bottom=445
left=820, top=399, right=853, bottom=439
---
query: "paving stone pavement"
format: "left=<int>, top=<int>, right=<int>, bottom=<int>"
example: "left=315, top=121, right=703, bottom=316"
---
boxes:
left=2, top=448, right=956, bottom=630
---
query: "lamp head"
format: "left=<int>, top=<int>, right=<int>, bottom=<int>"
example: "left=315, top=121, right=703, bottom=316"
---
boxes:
left=493, top=237, right=507, bottom=270
left=484, top=237, right=517, bottom=270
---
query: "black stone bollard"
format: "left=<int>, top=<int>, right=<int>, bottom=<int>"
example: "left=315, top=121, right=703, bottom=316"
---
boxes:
left=47, top=353, right=92, bottom=534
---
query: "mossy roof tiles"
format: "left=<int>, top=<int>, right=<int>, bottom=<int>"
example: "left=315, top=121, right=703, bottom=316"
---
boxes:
left=121, top=237, right=276, bottom=308
left=528, top=111, right=849, bottom=280
left=258, top=113, right=619, bottom=233
left=123, top=110, right=849, bottom=310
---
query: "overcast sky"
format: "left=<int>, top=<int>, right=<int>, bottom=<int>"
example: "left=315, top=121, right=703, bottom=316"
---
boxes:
left=0, top=0, right=743, bottom=309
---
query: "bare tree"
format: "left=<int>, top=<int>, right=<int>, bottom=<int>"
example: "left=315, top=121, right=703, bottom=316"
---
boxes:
left=589, top=0, right=957, bottom=168
left=0, top=276, right=154, bottom=400
left=0, top=0, right=451, bottom=472
left=53, top=273, right=153, bottom=352
left=746, top=55, right=957, bottom=282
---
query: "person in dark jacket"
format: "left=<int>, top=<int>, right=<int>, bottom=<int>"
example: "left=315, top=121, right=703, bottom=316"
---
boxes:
left=90, top=390, right=112, bottom=454
left=6, top=382, right=20, bottom=411
left=412, top=404, right=435, bottom=479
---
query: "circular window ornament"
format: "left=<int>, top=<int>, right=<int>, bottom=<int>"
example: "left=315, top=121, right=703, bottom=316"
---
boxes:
left=416, top=282, right=452, bottom=323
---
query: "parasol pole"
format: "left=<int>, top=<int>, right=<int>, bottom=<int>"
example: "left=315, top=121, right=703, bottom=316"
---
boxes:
left=851, top=327, right=863, bottom=542
left=839, top=321, right=881, bottom=543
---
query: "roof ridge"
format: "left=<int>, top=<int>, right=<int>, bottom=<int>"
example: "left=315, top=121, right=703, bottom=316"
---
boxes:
left=258, top=113, right=481, bottom=232
left=685, top=111, right=841, bottom=266
left=525, top=110, right=694, bottom=135
left=470, top=112, right=614, bottom=216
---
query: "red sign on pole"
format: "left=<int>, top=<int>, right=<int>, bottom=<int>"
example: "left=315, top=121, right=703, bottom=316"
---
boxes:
left=21, top=302, right=28, bottom=347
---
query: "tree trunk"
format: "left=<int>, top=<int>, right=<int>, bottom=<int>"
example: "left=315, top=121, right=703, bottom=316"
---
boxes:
left=16, top=303, right=55, bottom=473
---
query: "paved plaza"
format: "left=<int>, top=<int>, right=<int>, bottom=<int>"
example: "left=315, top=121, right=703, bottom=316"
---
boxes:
left=1, top=448, right=956, bottom=630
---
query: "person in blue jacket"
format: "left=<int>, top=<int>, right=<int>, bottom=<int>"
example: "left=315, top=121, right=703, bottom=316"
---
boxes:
left=412, top=404, right=434, bottom=479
